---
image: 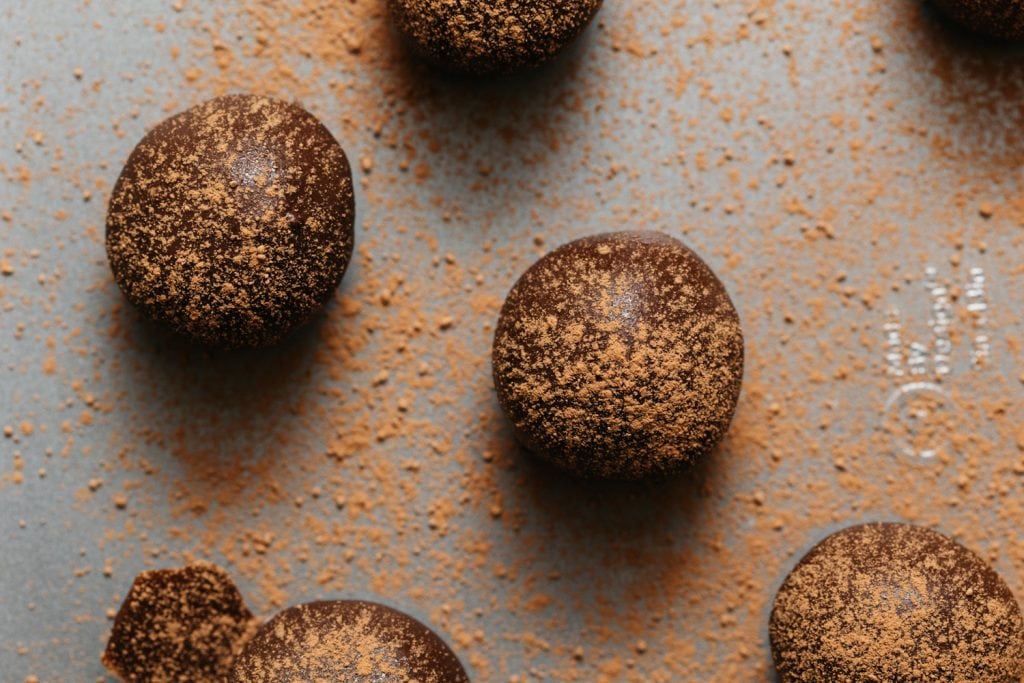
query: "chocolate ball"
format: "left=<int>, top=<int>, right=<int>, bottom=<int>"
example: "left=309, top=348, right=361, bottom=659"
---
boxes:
left=770, top=523, right=1024, bottom=682
left=388, top=0, right=603, bottom=75
left=106, top=94, right=355, bottom=349
left=492, top=231, right=744, bottom=480
left=930, top=0, right=1024, bottom=40
left=102, top=563, right=258, bottom=682
left=229, top=600, right=469, bottom=682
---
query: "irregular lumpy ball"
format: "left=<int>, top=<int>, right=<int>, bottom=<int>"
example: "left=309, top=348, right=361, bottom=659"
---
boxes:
left=770, top=522, right=1024, bottom=683
left=492, top=231, right=744, bottom=480
left=388, top=0, right=603, bottom=75
left=106, top=94, right=355, bottom=349
left=102, top=563, right=258, bottom=682
left=229, top=600, right=470, bottom=683
left=930, top=0, right=1024, bottom=40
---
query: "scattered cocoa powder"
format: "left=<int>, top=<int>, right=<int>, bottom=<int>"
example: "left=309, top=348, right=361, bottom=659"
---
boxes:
left=4, top=1, right=1024, bottom=682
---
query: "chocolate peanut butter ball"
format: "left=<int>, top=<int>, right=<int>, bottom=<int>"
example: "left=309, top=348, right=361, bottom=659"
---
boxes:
left=770, top=523, right=1024, bottom=682
left=229, top=600, right=469, bottom=682
left=106, top=94, right=355, bottom=349
left=492, top=231, right=744, bottom=480
left=931, top=0, right=1024, bottom=40
left=102, top=563, right=258, bottom=682
left=388, top=0, right=603, bottom=75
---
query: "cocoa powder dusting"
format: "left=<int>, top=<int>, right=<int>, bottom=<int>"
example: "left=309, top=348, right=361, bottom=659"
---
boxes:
left=389, top=0, right=604, bottom=74
left=6, top=1, right=1024, bottom=681
left=106, top=94, right=355, bottom=349
left=770, top=523, right=1024, bottom=682
left=492, top=231, right=743, bottom=479
left=230, top=600, right=469, bottom=682
left=101, top=563, right=259, bottom=682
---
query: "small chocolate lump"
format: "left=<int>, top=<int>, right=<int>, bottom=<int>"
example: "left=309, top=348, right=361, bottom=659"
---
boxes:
left=492, top=231, right=744, bottom=480
left=930, top=0, right=1024, bottom=40
left=388, top=0, right=603, bottom=75
left=106, top=94, right=355, bottom=349
left=770, top=522, right=1024, bottom=682
left=102, top=563, right=259, bottom=682
left=229, top=600, right=470, bottom=682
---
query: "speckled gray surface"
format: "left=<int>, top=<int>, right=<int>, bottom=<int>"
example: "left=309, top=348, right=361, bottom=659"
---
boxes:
left=4, top=1, right=1024, bottom=681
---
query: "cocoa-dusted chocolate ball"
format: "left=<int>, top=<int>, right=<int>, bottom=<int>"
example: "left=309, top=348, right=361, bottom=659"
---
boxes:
left=388, top=0, right=603, bottom=75
left=102, top=563, right=258, bottom=682
left=770, top=523, right=1024, bottom=682
left=930, top=0, right=1024, bottom=40
left=106, top=94, right=355, bottom=349
left=229, top=601, right=469, bottom=683
left=102, top=564, right=468, bottom=683
left=492, top=231, right=744, bottom=480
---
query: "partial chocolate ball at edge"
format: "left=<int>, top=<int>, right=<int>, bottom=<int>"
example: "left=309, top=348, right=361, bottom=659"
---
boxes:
left=106, top=94, right=355, bottom=349
left=930, top=0, right=1024, bottom=41
left=229, top=600, right=470, bottom=683
left=770, top=522, right=1024, bottom=682
left=102, top=563, right=258, bottom=682
left=388, top=0, right=603, bottom=75
left=492, top=231, right=744, bottom=480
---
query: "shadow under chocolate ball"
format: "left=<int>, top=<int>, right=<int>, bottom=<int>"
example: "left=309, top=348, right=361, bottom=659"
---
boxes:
left=229, top=600, right=469, bottom=683
left=492, top=231, right=744, bottom=480
left=930, top=0, right=1024, bottom=40
left=106, top=94, right=355, bottom=349
left=770, top=522, right=1024, bottom=682
left=388, top=0, right=603, bottom=75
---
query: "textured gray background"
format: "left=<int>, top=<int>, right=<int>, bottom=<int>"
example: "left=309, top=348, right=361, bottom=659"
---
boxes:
left=3, top=1, right=1024, bottom=681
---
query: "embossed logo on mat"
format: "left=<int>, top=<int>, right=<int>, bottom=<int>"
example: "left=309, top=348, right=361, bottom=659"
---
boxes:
left=881, top=266, right=990, bottom=459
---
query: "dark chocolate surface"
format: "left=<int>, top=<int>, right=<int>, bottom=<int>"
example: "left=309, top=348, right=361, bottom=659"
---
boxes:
left=770, top=522, right=1024, bottom=682
left=492, top=231, right=744, bottom=480
left=931, top=0, right=1024, bottom=40
left=102, top=563, right=258, bottom=682
left=388, top=0, right=603, bottom=75
left=229, top=600, right=469, bottom=683
left=106, top=94, right=355, bottom=349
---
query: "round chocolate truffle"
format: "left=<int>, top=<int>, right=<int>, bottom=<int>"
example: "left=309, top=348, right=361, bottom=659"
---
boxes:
left=106, top=94, right=355, bottom=349
left=930, top=0, right=1024, bottom=41
left=770, top=523, right=1024, bottom=682
left=388, top=0, right=603, bottom=75
left=229, top=600, right=469, bottom=682
left=492, top=231, right=744, bottom=480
